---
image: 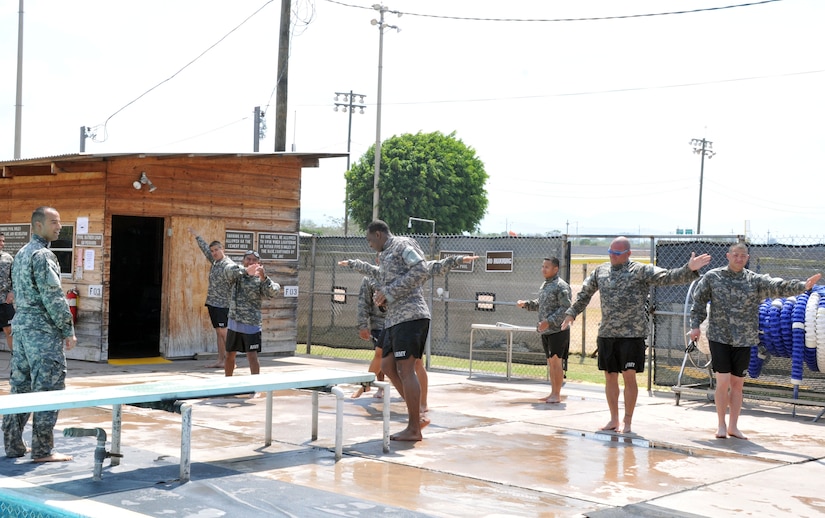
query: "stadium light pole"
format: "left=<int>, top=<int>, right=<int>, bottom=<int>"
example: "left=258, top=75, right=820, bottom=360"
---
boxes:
left=690, top=138, right=715, bottom=235
left=370, top=4, right=401, bottom=221
left=334, top=91, right=366, bottom=236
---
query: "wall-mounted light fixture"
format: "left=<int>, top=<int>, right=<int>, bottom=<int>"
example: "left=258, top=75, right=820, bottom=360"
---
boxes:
left=132, top=171, right=157, bottom=193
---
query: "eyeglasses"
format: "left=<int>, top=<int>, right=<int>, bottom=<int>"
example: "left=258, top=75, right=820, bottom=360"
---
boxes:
left=607, top=249, right=629, bottom=256
left=244, top=250, right=260, bottom=259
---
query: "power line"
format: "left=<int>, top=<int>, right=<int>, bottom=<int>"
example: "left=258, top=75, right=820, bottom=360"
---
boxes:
left=91, top=0, right=276, bottom=143
left=323, top=0, right=783, bottom=22
left=289, top=67, right=825, bottom=109
left=146, top=117, right=250, bottom=151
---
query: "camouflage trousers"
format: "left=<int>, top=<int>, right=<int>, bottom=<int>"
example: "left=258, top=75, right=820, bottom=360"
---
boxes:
left=2, top=327, right=67, bottom=459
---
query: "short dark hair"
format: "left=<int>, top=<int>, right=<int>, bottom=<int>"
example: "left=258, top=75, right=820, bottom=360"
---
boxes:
left=31, top=206, right=54, bottom=226
left=729, top=243, right=748, bottom=254
left=367, top=220, right=390, bottom=235
left=209, top=241, right=223, bottom=249
left=543, top=257, right=560, bottom=268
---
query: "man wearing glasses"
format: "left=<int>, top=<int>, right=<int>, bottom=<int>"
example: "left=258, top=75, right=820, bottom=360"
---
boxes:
left=223, top=250, right=281, bottom=377
left=562, top=236, right=710, bottom=434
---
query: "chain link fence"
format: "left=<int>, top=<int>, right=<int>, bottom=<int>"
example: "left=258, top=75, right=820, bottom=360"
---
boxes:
left=297, top=233, right=825, bottom=405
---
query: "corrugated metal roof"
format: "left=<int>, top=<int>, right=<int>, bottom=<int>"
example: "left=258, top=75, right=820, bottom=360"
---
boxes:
left=0, top=151, right=347, bottom=166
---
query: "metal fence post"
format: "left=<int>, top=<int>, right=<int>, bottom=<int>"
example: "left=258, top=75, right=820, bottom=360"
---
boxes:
left=306, top=234, right=317, bottom=354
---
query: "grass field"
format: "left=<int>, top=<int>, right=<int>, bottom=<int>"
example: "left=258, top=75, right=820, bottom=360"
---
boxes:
left=296, top=344, right=650, bottom=388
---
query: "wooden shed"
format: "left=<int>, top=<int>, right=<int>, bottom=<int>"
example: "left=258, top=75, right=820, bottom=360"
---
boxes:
left=0, top=152, right=343, bottom=362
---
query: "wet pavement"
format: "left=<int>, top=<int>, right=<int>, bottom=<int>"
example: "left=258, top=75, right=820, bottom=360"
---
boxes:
left=1, top=351, right=824, bottom=517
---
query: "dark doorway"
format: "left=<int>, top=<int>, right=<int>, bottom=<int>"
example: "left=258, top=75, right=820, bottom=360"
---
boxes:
left=108, top=216, right=164, bottom=358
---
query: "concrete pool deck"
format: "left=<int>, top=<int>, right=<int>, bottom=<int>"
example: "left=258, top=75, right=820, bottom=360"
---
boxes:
left=1, top=352, right=824, bottom=517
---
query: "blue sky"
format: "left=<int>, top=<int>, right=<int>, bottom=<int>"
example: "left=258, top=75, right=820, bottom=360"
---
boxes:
left=1, top=0, right=823, bottom=240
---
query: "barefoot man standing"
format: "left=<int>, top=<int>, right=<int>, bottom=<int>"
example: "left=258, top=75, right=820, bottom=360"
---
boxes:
left=351, top=220, right=431, bottom=441
left=3, top=207, right=76, bottom=462
left=562, top=236, right=711, bottom=434
left=188, top=228, right=235, bottom=369
left=690, top=242, right=820, bottom=440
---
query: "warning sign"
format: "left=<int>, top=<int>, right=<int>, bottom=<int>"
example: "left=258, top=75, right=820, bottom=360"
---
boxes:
left=224, top=230, right=254, bottom=251
left=485, top=251, right=513, bottom=272
left=258, top=232, right=299, bottom=261
left=0, top=224, right=31, bottom=254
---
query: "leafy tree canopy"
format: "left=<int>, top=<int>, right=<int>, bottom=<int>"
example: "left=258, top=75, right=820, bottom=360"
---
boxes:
left=345, top=131, right=488, bottom=235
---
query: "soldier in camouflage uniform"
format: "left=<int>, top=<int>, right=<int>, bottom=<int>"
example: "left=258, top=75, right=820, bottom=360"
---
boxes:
left=223, top=250, right=280, bottom=377
left=0, top=231, right=14, bottom=352
left=562, top=236, right=711, bottom=434
left=3, top=207, right=76, bottom=462
left=689, top=242, right=820, bottom=440
left=351, top=274, right=386, bottom=399
left=343, top=253, right=476, bottom=410
left=517, top=257, right=571, bottom=404
left=188, top=228, right=236, bottom=368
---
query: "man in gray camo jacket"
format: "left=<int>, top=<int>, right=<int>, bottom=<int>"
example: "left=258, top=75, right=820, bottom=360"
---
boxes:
left=3, top=207, right=76, bottom=462
left=188, top=228, right=235, bottom=368
left=341, top=251, right=477, bottom=416
left=690, top=242, right=820, bottom=440
left=562, top=236, right=711, bottom=434
left=341, top=220, right=473, bottom=441
left=517, top=256, right=571, bottom=404
left=223, top=250, right=280, bottom=377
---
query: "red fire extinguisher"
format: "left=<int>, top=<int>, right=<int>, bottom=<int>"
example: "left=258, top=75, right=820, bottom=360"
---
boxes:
left=66, top=288, right=79, bottom=324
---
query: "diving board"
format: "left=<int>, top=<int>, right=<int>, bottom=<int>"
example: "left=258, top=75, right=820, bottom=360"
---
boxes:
left=0, top=368, right=391, bottom=482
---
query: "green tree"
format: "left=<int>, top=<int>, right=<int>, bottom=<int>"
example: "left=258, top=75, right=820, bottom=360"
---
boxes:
left=345, top=131, right=488, bottom=234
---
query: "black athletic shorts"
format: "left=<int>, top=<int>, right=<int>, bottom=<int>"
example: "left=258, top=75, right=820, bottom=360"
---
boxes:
left=382, top=319, right=429, bottom=361
left=206, top=305, right=229, bottom=328
left=370, top=329, right=382, bottom=348
left=597, top=337, right=646, bottom=373
left=541, top=329, right=570, bottom=360
left=0, top=303, right=14, bottom=328
left=225, top=329, right=262, bottom=353
left=709, top=340, right=750, bottom=378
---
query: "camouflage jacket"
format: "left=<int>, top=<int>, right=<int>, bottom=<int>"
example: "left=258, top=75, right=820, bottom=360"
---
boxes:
left=521, top=274, right=571, bottom=335
left=566, top=260, right=698, bottom=338
left=357, top=277, right=385, bottom=332
left=370, top=235, right=429, bottom=328
left=0, top=251, right=12, bottom=301
left=347, top=247, right=467, bottom=328
left=690, top=266, right=808, bottom=347
left=195, top=235, right=235, bottom=308
left=225, top=264, right=280, bottom=327
left=11, top=234, right=74, bottom=339
left=349, top=255, right=467, bottom=282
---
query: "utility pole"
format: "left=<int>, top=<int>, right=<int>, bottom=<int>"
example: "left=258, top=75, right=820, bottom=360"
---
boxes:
left=334, top=91, right=366, bottom=236
left=690, top=138, right=716, bottom=235
left=274, top=0, right=290, bottom=152
left=253, top=106, right=266, bottom=152
left=79, top=126, right=95, bottom=152
left=13, top=0, right=25, bottom=158
left=370, top=4, right=401, bottom=221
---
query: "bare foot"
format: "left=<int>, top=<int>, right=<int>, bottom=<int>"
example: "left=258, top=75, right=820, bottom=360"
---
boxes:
left=601, top=421, right=619, bottom=432
left=390, top=428, right=423, bottom=442
left=32, top=452, right=73, bottom=463
left=541, top=395, right=561, bottom=404
left=351, top=386, right=365, bottom=399
left=622, top=423, right=632, bottom=434
left=420, top=415, right=431, bottom=429
left=374, top=388, right=384, bottom=399
left=728, top=428, right=749, bottom=440
left=204, top=360, right=225, bottom=368
left=715, top=425, right=728, bottom=439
